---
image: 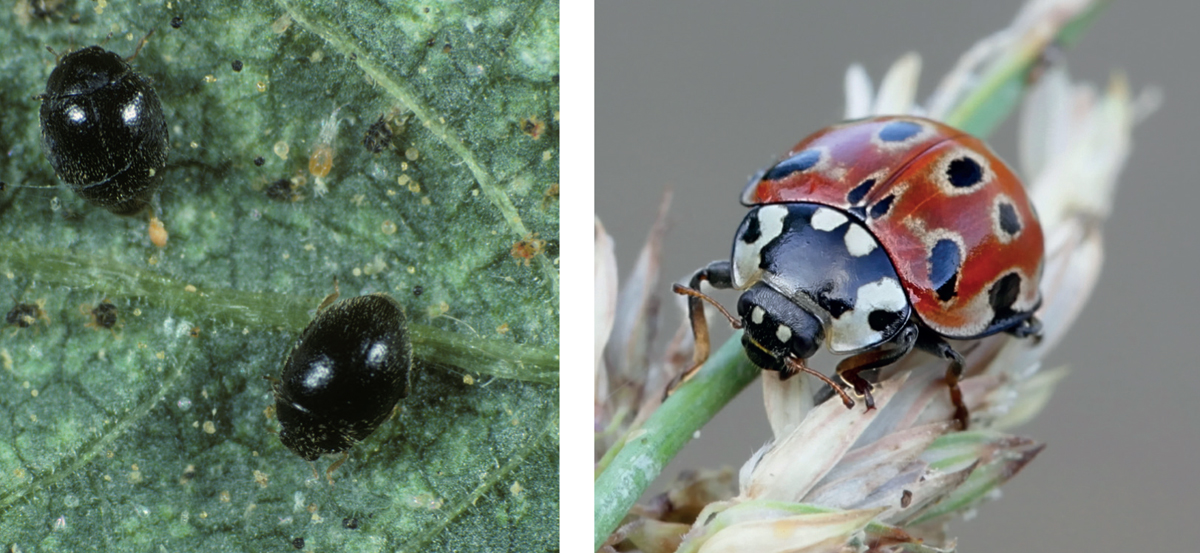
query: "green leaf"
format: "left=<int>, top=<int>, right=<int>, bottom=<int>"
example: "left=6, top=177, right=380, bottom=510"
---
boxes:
left=1, top=1, right=558, bottom=551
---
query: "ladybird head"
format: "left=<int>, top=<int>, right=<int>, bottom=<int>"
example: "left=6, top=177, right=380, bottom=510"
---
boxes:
left=736, top=283, right=824, bottom=371
left=46, top=46, right=130, bottom=98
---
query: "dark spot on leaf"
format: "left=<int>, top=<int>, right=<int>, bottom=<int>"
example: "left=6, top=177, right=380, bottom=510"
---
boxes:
left=846, top=178, right=876, bottom=205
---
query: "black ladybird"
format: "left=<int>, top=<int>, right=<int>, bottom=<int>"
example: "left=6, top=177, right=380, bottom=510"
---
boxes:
left=39, top=44, right=169, bottom=215
left=273, top=294, right=412, bottom=464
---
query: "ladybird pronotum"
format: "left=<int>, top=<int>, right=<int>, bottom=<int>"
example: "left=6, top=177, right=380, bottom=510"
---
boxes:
left=675, top=116, right=1044, bottom=430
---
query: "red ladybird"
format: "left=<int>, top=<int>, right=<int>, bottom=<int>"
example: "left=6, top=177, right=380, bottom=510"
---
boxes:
left=675, top=116, right=1043, bottom=429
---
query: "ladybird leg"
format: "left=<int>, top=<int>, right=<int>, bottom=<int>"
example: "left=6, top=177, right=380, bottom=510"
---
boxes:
left=668, top=261, right=739, bottom=392
left=317, top=277, right=341, bottom=312
left=913, top=330, right=969, bottom=430
left=835, top=322, right=918, bottom=411
left=783, top=357, right=855, bottom=409
left=326, top=451, right=350, bottom=485
left=1006, top=315, right=1043, bottom=342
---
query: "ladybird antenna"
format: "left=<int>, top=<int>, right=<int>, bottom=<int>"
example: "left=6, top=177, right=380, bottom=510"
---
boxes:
left=127, top=29, right=155, bottom=62
left=671, top=284, right=742, bottom=329
left=784, top=357, right=856, bottom=409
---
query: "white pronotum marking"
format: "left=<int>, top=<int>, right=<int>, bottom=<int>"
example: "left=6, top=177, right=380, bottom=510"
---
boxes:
left=733, top=204, right=788, bottom=289
left=828, top=277, right=907, bottom=353
left=751, top=306, right=766, bottom=325
left=844, top=224, right=878, bottom=257
left=811, top=207, right=848, bottom=231
left=776, top=324, right=793, bottom=344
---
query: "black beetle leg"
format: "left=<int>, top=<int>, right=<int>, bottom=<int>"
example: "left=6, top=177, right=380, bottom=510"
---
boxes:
left=326, top=450, right=350, bottom=486
left=914, top=328, right=969, bottom=430
left=835, top=322, right=918, bottom=411
left=1007, top=315, right=1043, bottom=343
left=668, top=261, right=738, bottom=393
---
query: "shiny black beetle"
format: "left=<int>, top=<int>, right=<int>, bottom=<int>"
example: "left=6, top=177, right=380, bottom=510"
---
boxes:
left=273, top=293, right=413, bottom=475
left=38, top=41, right=169, bottom=215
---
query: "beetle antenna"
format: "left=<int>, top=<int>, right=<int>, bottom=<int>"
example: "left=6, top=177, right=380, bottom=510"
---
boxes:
left=672, top=283, right=742, bottom=329
left=784, top=357, right=856, bottom=409
left=127, top=29, right=156, bottom=62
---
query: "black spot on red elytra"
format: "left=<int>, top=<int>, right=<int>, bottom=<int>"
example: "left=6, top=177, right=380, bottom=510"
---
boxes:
left=763, top=149, right=820, bottom=180
left=946, top=157, right=983, bottom=188
left=878, top=120, right=922, bottom=142
left=929, top=239, right=961, bottom=302
left=846, top=178, right=876, bottom=205
left=869, top=194, right=895, bottom=219
left=998, top=202, right=1021, bottom=235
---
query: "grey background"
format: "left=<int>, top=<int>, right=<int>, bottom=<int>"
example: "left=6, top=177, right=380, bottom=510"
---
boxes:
left=597, top=1, right=1197, bottom=551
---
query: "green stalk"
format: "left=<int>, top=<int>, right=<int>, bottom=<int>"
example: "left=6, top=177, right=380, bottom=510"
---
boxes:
left=0, top=242, right=557, bottom=383
left=943, top=0, right=1109, bottom=137
left=593, top=335, right=757, bottom=550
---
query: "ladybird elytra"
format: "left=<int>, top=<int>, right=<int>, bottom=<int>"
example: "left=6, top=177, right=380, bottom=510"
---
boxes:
left=676, top=116, right=1044, bottom=429
left=273, top=293, right=412, bottom=464
left=38, top=39, right=169, bottom=216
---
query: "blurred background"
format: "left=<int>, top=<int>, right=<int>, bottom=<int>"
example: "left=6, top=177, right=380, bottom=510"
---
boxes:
left=597, top=1, right=1196, bottom=550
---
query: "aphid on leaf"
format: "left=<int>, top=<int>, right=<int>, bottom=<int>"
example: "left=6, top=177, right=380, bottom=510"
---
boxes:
left=674, top=116, right=1043, bottom=430
left=265, top=178, right=303, bottom=202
